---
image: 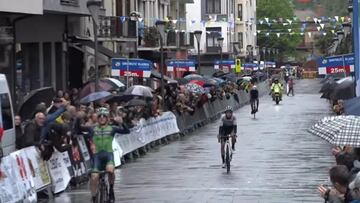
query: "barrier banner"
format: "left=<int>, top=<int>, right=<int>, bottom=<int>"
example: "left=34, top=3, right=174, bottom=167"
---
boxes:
left=22, top=146, right=51, bottom=191
left=0, top=155, right=26, bottom=203
left=47, top=148, right=71, bottom=194
left=112, top=138, right=123, bottom=167
left=114, top=112, right=179, bottom=156
left=76, top=136, right=92, bottom=173
left=10, top=149, right=37, bottom=203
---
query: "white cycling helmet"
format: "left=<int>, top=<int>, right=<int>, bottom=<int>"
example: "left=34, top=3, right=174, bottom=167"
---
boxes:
left=225, top=106, right=233, bottom=113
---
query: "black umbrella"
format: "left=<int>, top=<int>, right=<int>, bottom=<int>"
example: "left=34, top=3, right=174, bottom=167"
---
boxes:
left=320, top=80, right=336, bottom=93
left=330, top=79, right=355, bottom=101
left=126, top=99, right=147, bottom=107
left=18, top=87, right=55, bottom=120
left=213, top=71, right=228, bottom=78
left=80, top=91, right=113, bottom=104
left=178, top=78, right=189, bottom=85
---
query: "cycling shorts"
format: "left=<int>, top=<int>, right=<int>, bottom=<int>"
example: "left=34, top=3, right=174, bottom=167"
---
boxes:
left=92, top=151, right=114, bottom=172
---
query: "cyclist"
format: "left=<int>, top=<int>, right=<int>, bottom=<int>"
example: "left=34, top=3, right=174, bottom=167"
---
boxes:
left=250, top=83, right=259, bottom=114
left=218, top=106, right=237, bottom=168
left=78, top=107, right=130, bottom=203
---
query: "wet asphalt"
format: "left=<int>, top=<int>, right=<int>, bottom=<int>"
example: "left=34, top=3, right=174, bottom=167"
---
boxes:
left=54, top=79, right=335, bottom=203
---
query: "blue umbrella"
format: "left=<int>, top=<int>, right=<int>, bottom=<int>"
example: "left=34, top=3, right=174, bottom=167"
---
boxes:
left=80, top=91, right=112, bottom=104
left=345, top=97, right=360, bottom=116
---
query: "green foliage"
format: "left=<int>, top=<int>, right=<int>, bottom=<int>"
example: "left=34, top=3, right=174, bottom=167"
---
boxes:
left=257, top=0, right=302, bottom=60
left=314, top=29, right=334, bottom=55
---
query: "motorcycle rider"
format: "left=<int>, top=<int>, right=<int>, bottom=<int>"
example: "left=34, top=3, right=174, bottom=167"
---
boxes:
left=271, top=79, right=283, bottom=101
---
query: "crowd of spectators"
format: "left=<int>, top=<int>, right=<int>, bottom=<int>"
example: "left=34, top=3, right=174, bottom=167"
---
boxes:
left=318, top=147, right=360, bottom=203
left=12, top=72, right=257, bottom=163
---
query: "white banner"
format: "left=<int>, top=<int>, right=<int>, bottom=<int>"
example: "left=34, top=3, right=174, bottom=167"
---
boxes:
left=0, top=156, right=25, bottom=203
left=114, top=112, right=179, bottom=158
left=22, top=147, right=51, bottom=191
left=10, top=150, right=37, bottom=203
left=47, top=148, right=71, bottom=194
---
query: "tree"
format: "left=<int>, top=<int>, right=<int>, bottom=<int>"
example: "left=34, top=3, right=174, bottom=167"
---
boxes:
left=314, top=29, right=334, bottom=55
left=257, top=0, right=302, bottom=61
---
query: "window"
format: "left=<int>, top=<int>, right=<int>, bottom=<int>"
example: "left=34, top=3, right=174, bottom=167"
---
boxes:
left=60, top=0, right=79, bottom=6
left=206, top=0, right=221, bottom=14
left=238, top=32, right=243, bottom=48
left=206, top=27, right=222, bottom=48
left=0, top=93, right=13, bottom=130
left=237, top=4, right=243, bottom=21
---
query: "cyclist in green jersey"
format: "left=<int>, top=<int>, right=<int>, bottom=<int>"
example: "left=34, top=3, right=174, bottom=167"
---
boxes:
left=79, top=107, right=130, bottom=203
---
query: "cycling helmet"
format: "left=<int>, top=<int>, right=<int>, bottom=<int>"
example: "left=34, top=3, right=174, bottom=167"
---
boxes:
left=225, top=106, right=233, bottom=113
left=97, top=107, right=109, bottom=117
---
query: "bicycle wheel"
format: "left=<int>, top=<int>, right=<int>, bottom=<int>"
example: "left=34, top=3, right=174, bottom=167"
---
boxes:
left=99, top=177, right=109, bottom=203
left=225, top=145, right=230, bottom=173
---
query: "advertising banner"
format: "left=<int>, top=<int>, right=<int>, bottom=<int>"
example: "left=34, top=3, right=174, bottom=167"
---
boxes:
left=354, top=0, right=360, bottom=96
left=22, top=147, right=51, bottom=191
left=111, top=58, right=152, bottom=78
left=214, top=60, right=236, bottom=73
left=114, top=112, right=179, bottom=156
left=47, top=149, right=71, bottom=194
left=166, top=60, right=196, bottom=72
left=317, top=54, right=355, bottom=75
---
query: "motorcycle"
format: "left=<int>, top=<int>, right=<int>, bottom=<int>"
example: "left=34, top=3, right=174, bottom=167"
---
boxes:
left=274, top=92, right=281, bottom=105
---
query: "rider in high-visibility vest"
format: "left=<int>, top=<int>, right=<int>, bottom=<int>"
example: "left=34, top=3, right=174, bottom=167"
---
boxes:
left=271, top=79, right=283, bottom=101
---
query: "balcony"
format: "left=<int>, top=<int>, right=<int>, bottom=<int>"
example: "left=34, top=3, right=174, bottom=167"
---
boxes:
left=139, top=29, right=194, bottom=50
left=98, top=16, right=137, bottom=41
left=44, top=0, right=92, bottom=15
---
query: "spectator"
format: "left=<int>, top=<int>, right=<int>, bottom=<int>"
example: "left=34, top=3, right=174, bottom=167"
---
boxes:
left=318, top=165, right=352, bottom=203
left=15, top=115, right=24, bottom=149
left=23, top=112, right=46, bottom=147
left=349, top=173, right=360, bottom=203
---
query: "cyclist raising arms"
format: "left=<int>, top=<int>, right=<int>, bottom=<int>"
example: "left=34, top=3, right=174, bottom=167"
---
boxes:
left=78, top=107, right=130, bottom=203
left=218, top=106, right=237, bottom=168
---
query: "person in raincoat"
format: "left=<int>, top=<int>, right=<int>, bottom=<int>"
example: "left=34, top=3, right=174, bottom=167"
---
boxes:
left=271, top=79, right=283, bottom=101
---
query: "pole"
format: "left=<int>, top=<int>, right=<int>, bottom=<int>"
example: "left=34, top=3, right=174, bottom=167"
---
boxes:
left=126, top=57, right=129, bottom=88
left=197, top=40, right=201, bottom=74
left=160, top=35, right=165, bottom=110
left=220, top=46, right=223, bottom=71
left=94, top=20, right=99, bottom=92
left=342, top=55, right=346, bottom=77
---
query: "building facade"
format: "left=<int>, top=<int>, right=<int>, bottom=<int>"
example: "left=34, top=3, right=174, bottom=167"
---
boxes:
left=186, top=0, right=257, bottom=74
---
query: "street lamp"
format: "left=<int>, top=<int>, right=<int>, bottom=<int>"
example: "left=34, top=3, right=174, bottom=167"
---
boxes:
left=217, top=37, right=224, bottom=70
left=87, top=0, right=102, bottom=91
left=194, top=30, right=202, bottom=74
left=155, top=20, right=166, bottom=109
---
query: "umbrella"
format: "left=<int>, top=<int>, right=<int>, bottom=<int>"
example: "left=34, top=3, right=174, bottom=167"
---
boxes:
left=212, top=77, right=225, bottom=85
left=18, top=87, right=55, bottom=120
left=185, top=83, right=205, bottom=94
left=178, top=78, right=189, bottom=85
left=80, top=91, right=112, bottom=104
left=126, top=99, right=147, bottom=107
left=330, top=79, right=355, bottom=101
left=344, top=97, right=360, bottom=116
left=79, top=81, right=113, bottom=99
left=212, top=71, right=228, bottom=78
left=101, top=78, right=125, bottom=89
left=319, top=80, right=336, bottom=93
left=309, top=116, right=360, bottom=147
left=124, top=85, right=153, bottom=98
left=184, top=74, right=204, bottom=81
left=189, top=80, right=205, bottom=87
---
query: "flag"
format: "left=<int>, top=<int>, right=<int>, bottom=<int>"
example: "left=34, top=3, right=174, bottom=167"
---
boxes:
left=120, top=16, right=126, bottom=22
left=276, top=33, right=281, bottom=38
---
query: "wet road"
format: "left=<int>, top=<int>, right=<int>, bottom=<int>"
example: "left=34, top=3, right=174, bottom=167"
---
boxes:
left=57, top=79, right=334, bottom=203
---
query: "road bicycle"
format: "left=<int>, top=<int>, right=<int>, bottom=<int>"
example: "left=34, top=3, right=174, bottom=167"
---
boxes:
left=221, top=135, right=233, bottom=174
left=94, top=171, right=109, bottom=203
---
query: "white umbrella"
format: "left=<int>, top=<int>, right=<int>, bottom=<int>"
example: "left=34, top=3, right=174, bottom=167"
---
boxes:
left=124, top=85, right=153, bottom=98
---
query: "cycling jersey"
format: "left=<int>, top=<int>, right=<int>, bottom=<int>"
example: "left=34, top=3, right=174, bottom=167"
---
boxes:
left=250, top=88, right=259, bottom=99
left=219, top=115, right=237, bottom=136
